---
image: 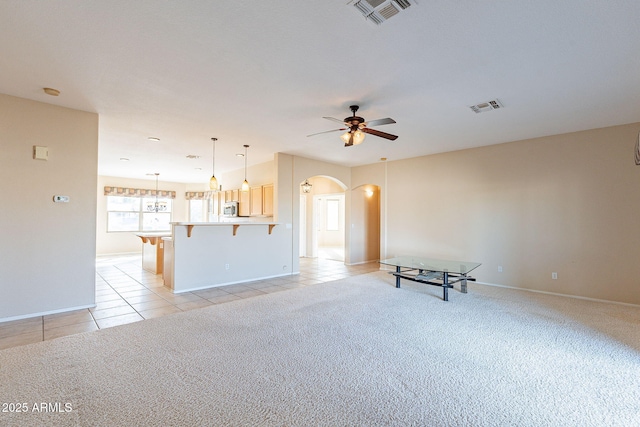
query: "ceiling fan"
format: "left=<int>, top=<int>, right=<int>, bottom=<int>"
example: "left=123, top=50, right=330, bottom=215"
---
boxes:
left=307, top=105, right=398, bottom=147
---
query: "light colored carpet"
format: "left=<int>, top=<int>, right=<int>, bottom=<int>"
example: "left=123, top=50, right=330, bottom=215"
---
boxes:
left=1, top=272, right=639, bottom=426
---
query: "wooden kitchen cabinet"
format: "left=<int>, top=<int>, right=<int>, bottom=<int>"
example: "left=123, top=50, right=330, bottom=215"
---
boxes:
left=250, top=186, right=263, bottom=216
left=247, top=184, right=274, bottom=217
left=239, top=189, right=250, bottom=216
left=262, top=184, right=273, bottom=216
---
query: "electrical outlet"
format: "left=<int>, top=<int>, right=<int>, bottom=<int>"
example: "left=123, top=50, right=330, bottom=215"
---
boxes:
left=497, top=266, right=503, bottom=273
left=552, top=272, right=558, bottom=280
left=225, top=263, right=230, bottom=270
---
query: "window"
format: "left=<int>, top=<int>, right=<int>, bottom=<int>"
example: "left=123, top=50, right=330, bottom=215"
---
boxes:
left=107, top=196, right=172, bottom=232
left=326, top=199, right=340, bottom=231
left=188, top=199, right=205, bottom=222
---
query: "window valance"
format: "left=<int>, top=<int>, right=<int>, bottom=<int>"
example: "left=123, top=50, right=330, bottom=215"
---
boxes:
left=185, top=191, right=215, bottom=200
left=104, top=186, right=176, bottom=199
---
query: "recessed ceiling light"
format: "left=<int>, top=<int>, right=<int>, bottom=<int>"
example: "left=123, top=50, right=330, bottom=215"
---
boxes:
left=186, top=155, right=200, bottom=159
left=119, top=157, right=130, bottom=162
left=380, top=157, right=387, bottom=161
left=147, top=137, right=160, bottom=142
left=194, top=167, right=202, bottom=171
left=43, top=87, right=60, bottom=96
left=236, top=153, right=245, bottom=157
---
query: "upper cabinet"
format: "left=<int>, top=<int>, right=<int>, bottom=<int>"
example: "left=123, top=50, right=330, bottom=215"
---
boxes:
left=250, top=186, right=263, bottom=216
left=239, top=189, right=250, bottom=217
left=262, top=184, right=273, bottom=216
left=248, top=184, right=273, bottom=217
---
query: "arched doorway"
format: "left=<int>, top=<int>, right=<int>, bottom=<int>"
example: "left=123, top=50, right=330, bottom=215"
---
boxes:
left=299, top=176, right=346, bottom=262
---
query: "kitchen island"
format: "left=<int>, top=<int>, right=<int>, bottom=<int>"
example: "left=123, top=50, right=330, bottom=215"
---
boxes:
left=135, top=232, right=171, bottom=274
left=163, top=221, right=292, bottom=293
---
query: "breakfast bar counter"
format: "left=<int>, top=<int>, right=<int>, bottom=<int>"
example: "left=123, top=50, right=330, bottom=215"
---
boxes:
left=164, top=221, right=291, bottom=293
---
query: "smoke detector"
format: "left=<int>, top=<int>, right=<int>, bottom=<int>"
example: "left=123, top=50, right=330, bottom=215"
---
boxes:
left=351, top=0, right=415, bottom=25
left=469, top=99, right=504, bottom=114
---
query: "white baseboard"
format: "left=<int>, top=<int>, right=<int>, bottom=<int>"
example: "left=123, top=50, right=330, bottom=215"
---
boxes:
left=96, top=252, right=141, bottom=258
left=173, top=272, right=298, bottom=294
left=476, top=281, right=640, bottom=308
left=345, top=260, right=379, bottom=266
left=0, top=304, right=96, bottom=324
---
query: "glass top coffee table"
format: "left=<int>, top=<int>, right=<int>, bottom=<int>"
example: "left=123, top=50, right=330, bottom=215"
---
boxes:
left=379, top=256, right=481, bottom=301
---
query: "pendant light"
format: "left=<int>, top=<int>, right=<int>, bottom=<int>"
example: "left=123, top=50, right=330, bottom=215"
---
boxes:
left=153, top=173, right=160, bottom=212
left=241, top=144, right=250, bottom=192
left=209, top=137, right=218, bottom=191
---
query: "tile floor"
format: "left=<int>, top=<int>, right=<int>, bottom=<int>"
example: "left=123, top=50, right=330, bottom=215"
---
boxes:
left=0, top=255, right=380, bottom=351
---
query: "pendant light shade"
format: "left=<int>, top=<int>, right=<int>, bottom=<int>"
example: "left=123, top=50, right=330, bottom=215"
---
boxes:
left=352, top=130, right=366, bottom=145
left=209, top=137, right=218, bottom=191
left=153, top=173, right=160, bottom=212
left=241, top=144, right=250, bottom=192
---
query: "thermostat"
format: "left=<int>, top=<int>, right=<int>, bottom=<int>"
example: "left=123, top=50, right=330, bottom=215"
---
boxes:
left=53, top=195, right=70, bottom=203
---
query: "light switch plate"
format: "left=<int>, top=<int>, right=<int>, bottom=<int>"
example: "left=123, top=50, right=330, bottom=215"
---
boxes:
left=33, top=146, right=48, bottom=160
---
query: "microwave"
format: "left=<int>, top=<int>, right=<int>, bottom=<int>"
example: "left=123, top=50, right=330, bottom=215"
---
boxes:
left=223, top=201, right=238, bottom=217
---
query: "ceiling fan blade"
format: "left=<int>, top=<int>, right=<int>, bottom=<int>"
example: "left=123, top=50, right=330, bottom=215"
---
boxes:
left=323, top=116, right=347, bottom=125
left=307, top=128, right=347, bottom=137
left=365, top=118, right=396, bottom=127
left=362, top=127, right=398, bottom=141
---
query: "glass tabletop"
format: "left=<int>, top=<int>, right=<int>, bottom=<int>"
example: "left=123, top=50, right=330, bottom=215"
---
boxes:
left=379, top=256, right=481, bottom=275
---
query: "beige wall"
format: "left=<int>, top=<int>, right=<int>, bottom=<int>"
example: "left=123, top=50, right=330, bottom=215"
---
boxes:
left=0, top=94, right=98, bottom=320
left=349, top=185, right=380, bottom=264
left=372, top=122, right=640, bottom=305
left=216, top=160, right=275, bottom=191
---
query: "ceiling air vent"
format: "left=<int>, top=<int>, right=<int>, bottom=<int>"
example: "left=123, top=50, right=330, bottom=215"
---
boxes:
left=351, top=0, right=415, bottom=25
left=365, top=0, right=386, bottom=7
left=469, top=99, right=504, bottom=114
left=379, top=3, right=400, bottom=20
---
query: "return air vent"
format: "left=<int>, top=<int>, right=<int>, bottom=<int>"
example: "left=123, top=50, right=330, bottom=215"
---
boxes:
left=469, top=99, right=504, bottom=114
left=351, top=0, right=415, bottom=25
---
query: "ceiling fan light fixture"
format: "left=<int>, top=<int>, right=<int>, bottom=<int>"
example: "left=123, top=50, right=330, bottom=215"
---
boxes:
left=352, top=130, right=366, bottom=145
left=311, top=104, right=397, bottom=146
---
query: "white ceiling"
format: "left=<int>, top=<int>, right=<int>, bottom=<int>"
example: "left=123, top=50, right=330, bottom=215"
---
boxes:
left=2, top=1, right=639, bottom=183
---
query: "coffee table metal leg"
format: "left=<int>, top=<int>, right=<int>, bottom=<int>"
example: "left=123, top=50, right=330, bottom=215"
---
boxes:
left=395, top=266, right=401, bottom=288
left=443, top=272, right=449, bottom=301
left=461, top=274, right=468, bottom=293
